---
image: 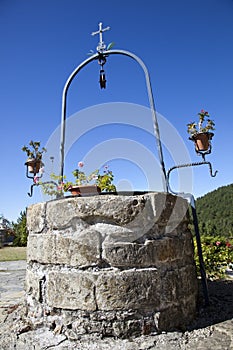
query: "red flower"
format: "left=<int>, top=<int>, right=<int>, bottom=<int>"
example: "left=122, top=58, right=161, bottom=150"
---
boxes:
left=226, top=242, right=232, bottom=248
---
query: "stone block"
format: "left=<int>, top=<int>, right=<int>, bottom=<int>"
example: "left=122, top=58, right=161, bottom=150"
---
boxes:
left=58, top=229, right=101, bottom=267
left=96, top=268, right=160, bottom=311
left=45, top=195, right=149, bottom=229
left=102, top=241, right=152, bottom=267
left=86, top=195, right=149, bottom=225
left=45, top=193, right=178, bottom=230
left=165, top=195, right=189, bottom=228
left=27, top=234, right=52, bottom=264
left=102, top=235, right=189, bottom=268
left=47, top=268, right=161, bottom=313
left=159, top=270, right=179, bottom=307
left=47, top=271, right=97, bottom=311
left=177, top=265, right=198, bottom=297
left=46, top=198, right=83, bottom=230
left=183, top=231, right=195, bottom=256
left=25, top=269, right=42, bottom=301
left=27, top=230, right=101, bottom=267
left=26, top=203, right=46, bottom=233
left=155, top=306, right=183, bottom=331
left=152, top=236, right=185, bottom=262
left=181, top=294, right=197, bottom=321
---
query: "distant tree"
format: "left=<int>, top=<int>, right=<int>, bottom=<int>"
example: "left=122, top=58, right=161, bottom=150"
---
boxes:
left=196, top=183, right=233, bottom=237
left=0, top=213, right=12, bottom=229
left=200, top=222, right=207, bottom=235
left=12, top=210, right=28, bottom=246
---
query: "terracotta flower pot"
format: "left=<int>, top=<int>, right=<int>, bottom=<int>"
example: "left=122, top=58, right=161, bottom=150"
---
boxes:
left=191, top=132, right=214, bottom=152
left=25, top=158, right=41, bottom=174
left=68, top=185, right=101, bottom=196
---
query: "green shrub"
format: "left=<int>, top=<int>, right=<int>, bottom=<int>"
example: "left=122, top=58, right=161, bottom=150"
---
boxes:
left=194, top=235, right=233, bottom=280
left=12, top=211, right=28, bottom=247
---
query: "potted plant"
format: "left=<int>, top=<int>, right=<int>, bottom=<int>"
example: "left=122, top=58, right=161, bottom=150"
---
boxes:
left=40, top=162, right=116, bottom=197
left=187, top=109, right=215, bottom=152
left=67, top=161, right=116, bottom=196
left=22, top=140, right=47, bottom=174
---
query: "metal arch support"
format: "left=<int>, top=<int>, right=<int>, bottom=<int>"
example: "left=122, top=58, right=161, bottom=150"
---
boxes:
left=59, top=52, right=100, bottom=181
left=59, top=49, right=167, bottom=191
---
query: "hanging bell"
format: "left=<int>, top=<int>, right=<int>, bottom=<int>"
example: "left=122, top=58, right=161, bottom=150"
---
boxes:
left=99, top=69, right=106, bottom=89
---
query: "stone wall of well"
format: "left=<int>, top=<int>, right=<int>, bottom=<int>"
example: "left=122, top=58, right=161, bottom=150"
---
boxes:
left=25, top=192, right=198, bottom=339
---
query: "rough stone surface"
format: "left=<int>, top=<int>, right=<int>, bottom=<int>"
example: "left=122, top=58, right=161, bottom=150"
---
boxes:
left=26, top=202, right=46, bottom=234
left=24, top=193, right=198, bottom=340
left=1, top=261, right=233, bottom=350
left=47, top=270, right=98, bottom=311
left=27, top=229, right=101, bottom=267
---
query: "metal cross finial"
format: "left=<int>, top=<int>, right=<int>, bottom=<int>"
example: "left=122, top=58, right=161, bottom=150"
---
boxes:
left=91, top=22, right=110, bottom=52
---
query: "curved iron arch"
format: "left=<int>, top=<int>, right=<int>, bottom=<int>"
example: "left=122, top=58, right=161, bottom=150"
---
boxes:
left=59, top=49, right=167, bottom=191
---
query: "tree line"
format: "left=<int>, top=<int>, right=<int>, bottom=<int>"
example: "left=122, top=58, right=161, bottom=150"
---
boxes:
left=195, top=183, right=233, bottom=237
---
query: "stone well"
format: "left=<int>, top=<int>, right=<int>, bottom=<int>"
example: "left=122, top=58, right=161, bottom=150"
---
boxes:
left=25, top=192, right=198, bottom=339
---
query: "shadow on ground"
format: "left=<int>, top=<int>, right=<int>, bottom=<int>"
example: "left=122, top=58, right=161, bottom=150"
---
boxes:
left=188, top=278, right=233, bottom=330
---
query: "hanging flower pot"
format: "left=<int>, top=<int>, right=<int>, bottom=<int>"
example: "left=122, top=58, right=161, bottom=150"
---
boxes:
left=22, top=141, right=46, bottom=174
left=187, top=109, right=215, bottom=153
left=68, top=184, right=101, bottom=196
left=25, top=158, right=42, bottom=174
left=190, top=132, right=214, bottom=152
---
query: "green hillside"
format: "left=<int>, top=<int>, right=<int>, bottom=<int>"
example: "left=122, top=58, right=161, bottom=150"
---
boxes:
left=195, top=183, right=233, bottom=237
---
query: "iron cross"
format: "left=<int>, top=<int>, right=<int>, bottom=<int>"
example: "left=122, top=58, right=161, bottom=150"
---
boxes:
left=91, top=22, right=110, bottom=52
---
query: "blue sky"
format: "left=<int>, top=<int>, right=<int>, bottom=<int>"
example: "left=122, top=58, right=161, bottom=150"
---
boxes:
left=1, top=0, right=233, bottom=222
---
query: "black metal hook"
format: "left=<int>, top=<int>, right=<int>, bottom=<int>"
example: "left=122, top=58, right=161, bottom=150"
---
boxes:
left=28, top=183, right=38, bottom=197
left=99, top=69, right=106, bottom=89
left=98, top=53, right=107, bottom=89
left=98, top=53, right=107, bottom=67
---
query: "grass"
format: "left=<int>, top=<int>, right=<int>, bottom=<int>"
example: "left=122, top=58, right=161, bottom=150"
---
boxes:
left=0, top=246, right=27, bottom=261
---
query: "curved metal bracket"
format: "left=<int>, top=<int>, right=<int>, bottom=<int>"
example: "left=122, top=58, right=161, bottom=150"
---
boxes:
left=27, top=181, right=60, bottom=198
left=25, top=166, right=43, bottom=180
left=25, top=164, right=43, bottom=196
left=166, top=161, right=218, bottom=195
left=59, top=49, right=167, bottom=191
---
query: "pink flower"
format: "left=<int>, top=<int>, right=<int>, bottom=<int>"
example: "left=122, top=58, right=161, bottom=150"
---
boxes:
left=216, top=241, right=221, bottom=246
left=33, top=176, right=39, bottom=184
left=78, top=161, right=84, bottom=168
left=200, top=109, right=208, bottom=116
